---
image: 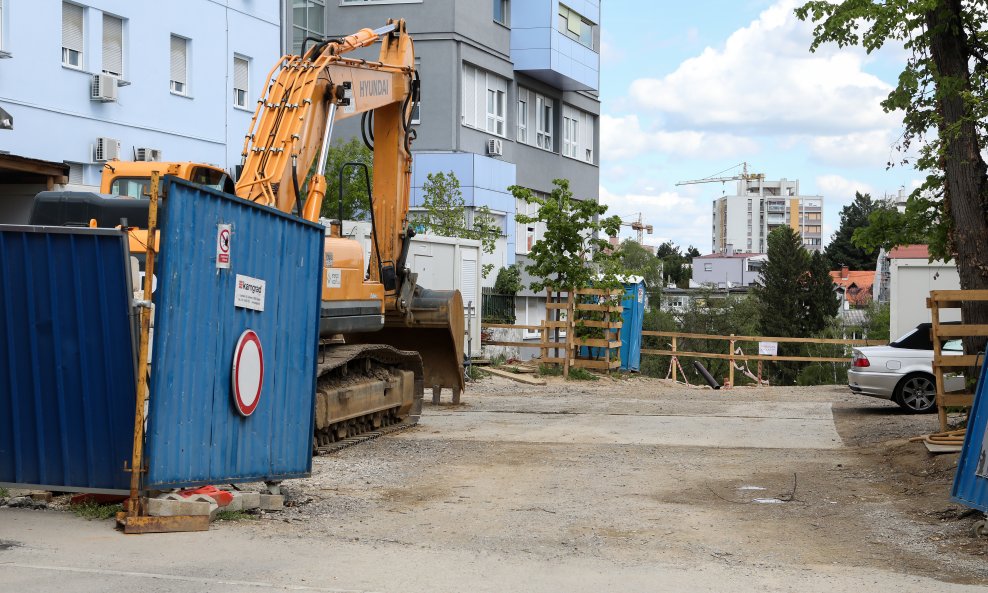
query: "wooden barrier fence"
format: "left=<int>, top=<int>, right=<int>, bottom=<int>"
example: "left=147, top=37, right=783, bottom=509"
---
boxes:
left=928, top=290, right=988, bottom=431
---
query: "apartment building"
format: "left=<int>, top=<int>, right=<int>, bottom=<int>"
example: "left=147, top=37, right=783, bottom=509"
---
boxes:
left=305, top=0, right=601, bottom=297
left=0, top=0, right=280, bottom=222
left=711, top=178, right=824, bottom=254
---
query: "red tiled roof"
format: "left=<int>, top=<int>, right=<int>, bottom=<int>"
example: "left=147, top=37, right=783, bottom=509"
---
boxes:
left=888, top=244, right=929, bottom=259
left=829, top=271, right=874, bottom=306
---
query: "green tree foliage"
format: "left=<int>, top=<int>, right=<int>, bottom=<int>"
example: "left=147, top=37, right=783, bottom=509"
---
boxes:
left=493, top=264, right=523, bottom=295
left=753, top=228, right=838, bottom=384
left=319, top=138, right=373, bottom=220
left=824, top=192, right=894, bottom=270
left=865, top=302, right=891, bottom=342
left=511, top=179, right=621, bottom=292
left=613, top=239, right=663, bottom=297
left=686, top=246, right=701, bottom=260
left=655, top=241, right=691, bottom=288
left=416, top=171, right=500, bottom=277
left=797, top=1, right=988, bottom=336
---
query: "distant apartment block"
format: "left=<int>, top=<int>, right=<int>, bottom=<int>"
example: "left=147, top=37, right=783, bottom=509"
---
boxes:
left=711, top=178, right=823, bottom=254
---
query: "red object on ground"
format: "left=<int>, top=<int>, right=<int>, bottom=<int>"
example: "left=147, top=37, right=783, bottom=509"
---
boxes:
left=178, top=485, right=233, bottom=507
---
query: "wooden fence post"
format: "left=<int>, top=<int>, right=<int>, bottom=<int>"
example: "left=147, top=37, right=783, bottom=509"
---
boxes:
left=564, top=290, right=574, bottom=377
left=671, top=336, right=678, bottom=383
left=728, top=334, right=735, bottom=388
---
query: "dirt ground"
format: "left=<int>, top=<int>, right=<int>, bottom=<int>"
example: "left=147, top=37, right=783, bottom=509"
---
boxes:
left=250, top=375, right=988, bottom=587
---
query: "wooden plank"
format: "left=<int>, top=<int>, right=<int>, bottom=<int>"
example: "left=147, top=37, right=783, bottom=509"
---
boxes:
left=930, top=289, right=988, bottom=302
left=481, top=323, right=543, bottom=330
left=574, top=288, right=622, bottom=296
left=576, top=320, right=623, bottom=329
left=941, top=393, right=975, bottom=408
left=485, top=367, right=548, bottom=385
left=934, top=354, right=983, bottom=367
left=640, top=330, right=882, bottom=346
left=573, top=358, right=621, bottom=370
left=640, top=349, right=850, bottom=363
left=575, top=304, right=623, bottom=312
left=935, top=325, right=988, bottom=337
left=544, top=321, right=568, bottom=328
left=573, top=338, right=621, bottom=348
left=545, top=302, right=569, bottom=309
left=484, top=341, right=566, bottom=348
left=540, top=357, right=568, bottom=364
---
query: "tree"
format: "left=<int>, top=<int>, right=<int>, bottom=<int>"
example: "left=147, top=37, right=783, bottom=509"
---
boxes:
left=416, top=171, right=499, bottom=277
left=824, top=192, right=893, bottom=270
left=753, top=228, right=838, bottom=384
left=511, top=179, right=621, bottom=292
left=797, top=0, right=988, bottom=342
left=686, top=245, right=701, bottom=260
left=655, top=241, right=691, bottom=288
left=613, top=239, right=663, bottom=296
left=493, top=264, right=523, bottom=295
left=319, top=138, right=373, bottom=220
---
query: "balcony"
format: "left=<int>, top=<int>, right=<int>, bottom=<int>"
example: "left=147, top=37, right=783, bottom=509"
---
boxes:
left=510, top=0, right=599, bottom=92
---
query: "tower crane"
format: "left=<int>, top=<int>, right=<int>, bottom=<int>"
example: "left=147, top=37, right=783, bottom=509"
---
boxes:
left=676, top=161, right=765, bottom=190
left=619, top=212, right=653, bottom=245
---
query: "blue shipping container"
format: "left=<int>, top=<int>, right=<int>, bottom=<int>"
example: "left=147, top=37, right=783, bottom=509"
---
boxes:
left=951, top=355, right=988, bottom=512
left=145, top=178, right=323, bottom=489
left=0, top=226, right=136, bottom=492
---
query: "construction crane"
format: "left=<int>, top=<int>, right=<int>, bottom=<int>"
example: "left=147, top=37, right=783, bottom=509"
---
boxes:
left=676, top=161, right=765, bottom=190
left=619, top=212, right=653, bottom=245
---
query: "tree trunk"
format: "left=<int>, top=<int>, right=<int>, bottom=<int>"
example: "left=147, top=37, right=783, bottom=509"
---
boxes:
left=926, top=0, right=988, bottom=352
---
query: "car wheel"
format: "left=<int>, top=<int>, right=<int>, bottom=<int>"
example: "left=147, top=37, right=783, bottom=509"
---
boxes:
left=894, top=373, right=938, bottom=414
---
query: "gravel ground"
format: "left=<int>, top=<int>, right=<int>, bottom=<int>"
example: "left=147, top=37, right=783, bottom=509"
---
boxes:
left=246, top=375, right=988, bottom=586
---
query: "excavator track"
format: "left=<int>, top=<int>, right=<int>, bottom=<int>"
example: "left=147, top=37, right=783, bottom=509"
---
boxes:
left=312, top=343, right=424, bottom=453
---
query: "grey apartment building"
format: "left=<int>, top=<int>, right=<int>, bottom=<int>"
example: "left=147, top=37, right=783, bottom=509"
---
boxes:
left=711, top=178, right=824, bottom=254
left=282, top=0, right=601, bottom=286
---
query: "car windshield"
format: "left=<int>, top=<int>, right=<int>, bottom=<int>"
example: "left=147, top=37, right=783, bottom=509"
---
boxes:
left=890, top=326, right=932, bottom=350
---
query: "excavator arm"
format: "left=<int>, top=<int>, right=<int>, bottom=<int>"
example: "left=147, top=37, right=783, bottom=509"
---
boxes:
left=235, top=20, right=465, bottom=397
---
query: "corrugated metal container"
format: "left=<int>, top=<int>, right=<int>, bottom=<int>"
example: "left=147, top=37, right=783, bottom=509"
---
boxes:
left=145, top=178, right=323, bottom=489
left=951, top=355, right=988, bottom=512
left=0, top=225, right=136, bottom=492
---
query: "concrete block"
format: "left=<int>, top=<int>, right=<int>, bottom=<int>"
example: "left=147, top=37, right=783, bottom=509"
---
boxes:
left=259, top=494, right=284, bottom=511
left=148, top=497, right=211, bottom=517
left=239, top=492, right=261, bottom=510
left=29, top=491, right=53, bottom=502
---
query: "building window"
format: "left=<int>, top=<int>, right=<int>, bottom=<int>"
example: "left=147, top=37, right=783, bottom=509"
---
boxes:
left=292, top=0, right=325, bottom=55
left=102, top=14, right=123, bottom=77
left=562, top=104, right=594, bottom=162
left=62, top=2, right=84, bottom=69
left=558, top=4, right=594, bottom=49
left=170, top=35, right=188, bottom=95
left=461, top=63, right=508, bottom=138
left=233, top=55, right=249, bottom=108
left=562, top=114, right=578, bottom=158
left=517, top=89, right=528, bottom=143
left=704, top=263, right=713, bottom=271
left=493, top=0, right=509, bottom=25
left=536, top=94, right=553, bottom=151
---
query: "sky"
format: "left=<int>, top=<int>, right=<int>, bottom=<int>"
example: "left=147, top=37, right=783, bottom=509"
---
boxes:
left=598, top=0, right=921, bottom=254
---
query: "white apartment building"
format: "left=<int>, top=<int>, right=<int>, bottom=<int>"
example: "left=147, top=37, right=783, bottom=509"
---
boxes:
left=711, top=178, right=823, bottom=254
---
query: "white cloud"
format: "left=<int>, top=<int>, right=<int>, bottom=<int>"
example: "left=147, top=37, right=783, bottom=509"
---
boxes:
left=809, top=130, right=898, bottom=168
left=600, top=114, right=759, bottom=161
left=815, top=174, right=875, bottom=204
left=599, top=185, right=712, bottom=251
left=626, top=0, right=898, bottom=136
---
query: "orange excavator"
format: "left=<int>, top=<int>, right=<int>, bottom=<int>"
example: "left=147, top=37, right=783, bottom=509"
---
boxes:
left=32, top=20, right=464, bottom=447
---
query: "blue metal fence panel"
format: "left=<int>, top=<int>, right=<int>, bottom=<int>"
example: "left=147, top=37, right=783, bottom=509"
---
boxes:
left=951, top=355, right=988, bottom=512
left=0, top=226, right=136, bottom=492
left=145, top=178, right=323, bottom=489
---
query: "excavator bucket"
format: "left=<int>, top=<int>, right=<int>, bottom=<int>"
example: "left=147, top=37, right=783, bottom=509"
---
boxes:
left=348, top=286, right=465, bottom=396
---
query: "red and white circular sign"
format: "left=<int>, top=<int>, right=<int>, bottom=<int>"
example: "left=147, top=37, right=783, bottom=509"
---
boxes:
left=232, top=330, right=263, bottom=417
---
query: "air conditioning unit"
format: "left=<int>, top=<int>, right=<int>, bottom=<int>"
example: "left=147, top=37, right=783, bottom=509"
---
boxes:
left=91, top=74, right=118, bottom=102
left=134, top=147, right=162, bottom=162
left=93, top=137, right=120, bottom=162
left=486, top=138, right=503, bottom=157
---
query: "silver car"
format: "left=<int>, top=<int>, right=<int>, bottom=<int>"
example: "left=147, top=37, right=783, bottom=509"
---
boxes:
left=848, top=323, right=963, bottom=413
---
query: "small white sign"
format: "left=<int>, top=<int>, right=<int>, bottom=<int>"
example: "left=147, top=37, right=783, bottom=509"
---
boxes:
left=758, top=341, right=778, bottom=356
left=326, top=268, right=342, bottom=289
left=977, top=439, right=988, bottom=479
left=234, top=274, right=266, bottom=311
left=217, top=224, right=231, bottom=269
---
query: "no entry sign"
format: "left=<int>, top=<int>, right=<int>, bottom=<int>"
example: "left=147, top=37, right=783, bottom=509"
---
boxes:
left=217, top=223, right=231, bottom=269
left=232, top=330, right=263, bottom=417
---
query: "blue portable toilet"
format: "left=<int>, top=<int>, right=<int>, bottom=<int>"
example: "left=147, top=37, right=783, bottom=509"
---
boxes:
left=577, top=276, right=646, bottom=371
left=618, top=277, right=646, bottom=371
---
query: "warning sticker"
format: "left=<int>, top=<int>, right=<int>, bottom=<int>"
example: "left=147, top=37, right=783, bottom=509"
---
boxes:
left=234, top=274, right=266, bottom=311
left=217, top=224, right=231, bottom=269
left=326, top=268, right=342, bottom=289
